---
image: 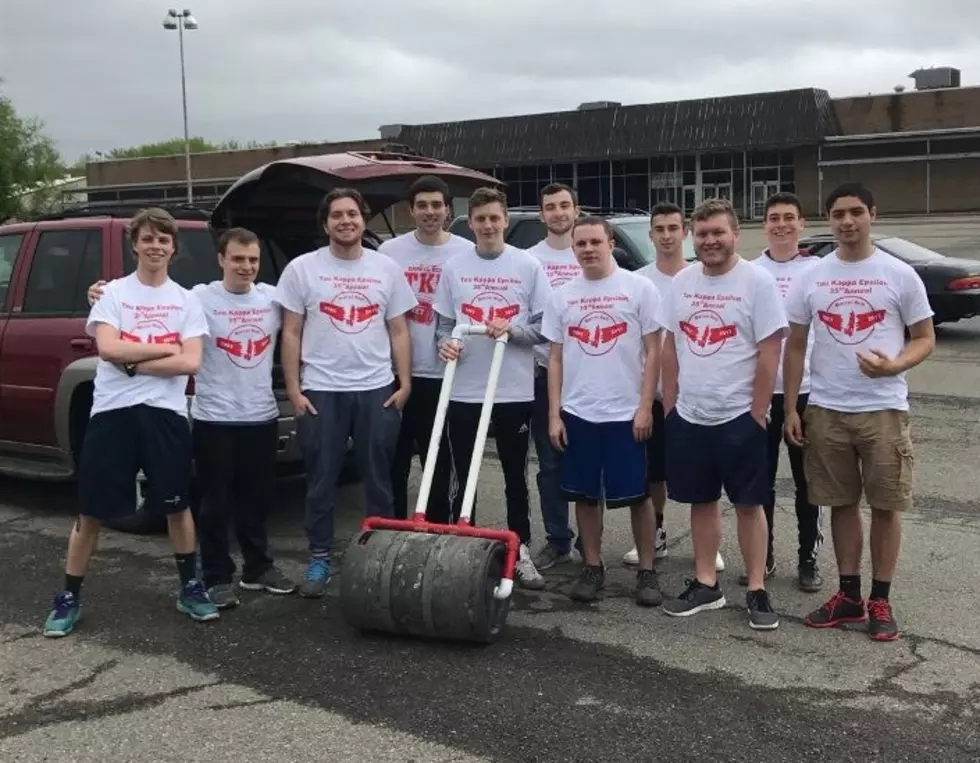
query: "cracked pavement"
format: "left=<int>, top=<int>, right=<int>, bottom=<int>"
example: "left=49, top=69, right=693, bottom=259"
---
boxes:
left=4, top=225, right=980, bottom=761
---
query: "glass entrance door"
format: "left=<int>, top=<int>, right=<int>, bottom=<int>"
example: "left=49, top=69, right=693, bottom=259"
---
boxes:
left=683, top=186, right=697, bottom=214
left=751, top=181, right=780, bottom=219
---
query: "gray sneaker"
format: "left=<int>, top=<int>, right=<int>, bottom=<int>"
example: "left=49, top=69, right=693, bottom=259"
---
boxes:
left=569, top=565, right=605, bottom=602
left=239, top=567, right=296, bottom=595
left=746, top=589, right=780, bottom=630
left=207, top=583, right=240, bottom=609
left=533, top=544, right=575, bottom=571
left=634, top=569, right=663, bottom=607
left=662, top=579, right=726, bottom=617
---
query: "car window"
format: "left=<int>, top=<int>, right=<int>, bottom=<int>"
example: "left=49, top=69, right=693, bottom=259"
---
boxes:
left=0, top=233, right=26, bottom=310
left=21, top=230, right=102, bottom=315
left=509, top=220, right=547, bottom=250
left=122, top=228, right=279, bottom=287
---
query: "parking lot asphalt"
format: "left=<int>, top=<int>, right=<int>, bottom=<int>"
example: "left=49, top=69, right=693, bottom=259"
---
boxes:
left=3, top=219, right=980, bottom=762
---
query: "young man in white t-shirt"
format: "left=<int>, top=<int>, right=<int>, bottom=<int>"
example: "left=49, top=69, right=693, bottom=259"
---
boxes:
left=434, top=187, right=552, bottom=590
left=525, top=182, right=582, bottom=570
left=660, top=198, right=787, bottom=630
left=43, top=208, right=217, bottom=637
left=750, top=192, right=824, bottom=594
left=277, top=188, right=417, bottom=598
left=543, top=217, right=665, bottom=606
left=631, top=202, right=727, bottom=575
left=784, top=182, right=935, bottom=641
left=85, top=228, right=297, bottom=610
left=378, top=176, right=472, bottom=524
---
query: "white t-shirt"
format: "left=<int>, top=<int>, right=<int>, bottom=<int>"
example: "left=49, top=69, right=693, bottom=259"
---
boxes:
left=86, top=273, right=209, bottom=417
left=275, top=247, right=418, bottom=392
left=433, top=245, right=551, bottom=403
left=377, top=232, right=472, bottom=379
left=636, top=260, right=690, bottom=399
left=190, top=281, right=281, bottom=424
left=527, top=240, right=582, bottom=368
left=752, top=251, right=820, bottom=395
left=664, top=257, right=788, bottom=425
left=784, top=248, right=933, bottom=413
left=542, top=268, right=663, bottom=423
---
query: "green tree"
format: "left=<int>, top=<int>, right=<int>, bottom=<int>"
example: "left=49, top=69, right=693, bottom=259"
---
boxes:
left=0, top=94, right=66, bottom=222
left=74, top=136, right=279, bottom=166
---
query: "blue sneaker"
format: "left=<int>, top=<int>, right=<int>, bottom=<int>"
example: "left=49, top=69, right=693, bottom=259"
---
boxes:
left=177, top=580, right=220, bottom=622
left=43, top=591, right=81, bottom=638
left=299, top=556, right=331, bottom=598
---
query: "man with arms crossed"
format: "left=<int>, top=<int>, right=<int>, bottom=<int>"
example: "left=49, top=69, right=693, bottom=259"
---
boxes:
left=86, top=228, right=297, bottom=608
left=784, top=182, right=935, bottom=641
left=435, top=187, right=551, bottom=590
left=526, top=182, right=582, bottom=570
left=750, top=192, right=823, bottom=593
left=631, top=202, right=726, bottom=574
left=43, top=207, right=216, bottom=637
left=660, top=199, right=786, bottom=630
left=278, top=188, right=417, bottom=598
left=378, top=176, right=472, bottom=523
left=543, top=217, right=664, bottom=605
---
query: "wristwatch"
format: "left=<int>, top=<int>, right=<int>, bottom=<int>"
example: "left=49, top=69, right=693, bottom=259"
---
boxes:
left=124, top=363, right=137, bottom=377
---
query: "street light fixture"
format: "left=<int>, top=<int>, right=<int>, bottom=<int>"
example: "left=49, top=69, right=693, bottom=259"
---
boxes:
left=162, top=8, right=198, bottom=203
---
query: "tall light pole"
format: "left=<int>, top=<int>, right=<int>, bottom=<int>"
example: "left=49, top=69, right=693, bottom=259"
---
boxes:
left=163, top=8, right=198, bottom=203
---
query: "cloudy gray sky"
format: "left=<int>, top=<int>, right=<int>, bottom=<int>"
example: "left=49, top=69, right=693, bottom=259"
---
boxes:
left=2, top=0, right=979, bottom=162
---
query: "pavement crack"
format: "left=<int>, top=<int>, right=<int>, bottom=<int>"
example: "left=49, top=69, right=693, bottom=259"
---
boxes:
left=205, top=697, right=281, bottom=712
left=0, top=668, right=220, bottom=741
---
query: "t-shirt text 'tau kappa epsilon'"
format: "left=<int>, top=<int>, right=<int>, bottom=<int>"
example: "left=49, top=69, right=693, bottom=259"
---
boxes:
left=86, top=273, right=210, bottom=417
left=527, top=240, right=582, bottom=368
left=275, top=247, right=418, bottom=392
left=542, top=267, right=664, bottom=423
left=191, top=281, right=281, bottom=423
left=784, top=248, right=933, bottom=413
left=664, top=257, right=788, bottom=426
left=377, top=231, right=472, bottom=379
left=433, top=245, right=551, bottom=403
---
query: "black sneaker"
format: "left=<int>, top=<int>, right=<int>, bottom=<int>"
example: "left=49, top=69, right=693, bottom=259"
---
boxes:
left=239, top=566, right=297, bottom=595
left=738, top=556, right=775, bottom=587
left=867, top=598, right=900, bottom=642
left=804, top=590, right=867, bottom=628
left=796, top=561, right=823, bottom=593
left=662, top=578, right=726, bottom=617
left=569, top=565, right=605, bottom=602
left=746, top=589, right=779, bottom=630
left=634, top=569, right=663, bottom=607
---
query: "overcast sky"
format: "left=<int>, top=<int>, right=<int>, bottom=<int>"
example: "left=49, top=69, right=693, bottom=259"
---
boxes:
left=3, top=0, right=980, bottom=162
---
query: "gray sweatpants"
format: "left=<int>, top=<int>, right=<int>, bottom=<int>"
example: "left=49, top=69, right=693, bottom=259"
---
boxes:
left=297, top=383, right=401, bottom=556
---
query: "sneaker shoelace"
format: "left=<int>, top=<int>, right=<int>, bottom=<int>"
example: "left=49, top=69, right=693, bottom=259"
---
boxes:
left=678, top=578, right=702, bottom=602
left=820, top=590, right=850, bottom=614
left=868, top=598, right=893, bottom=622
left=748, top=589, right=773, bottom=612
left=306, top=558, right=329, bottom=582
left=184, top=580, right=210, bottom=602
left=52, top=592, right=76, bottom=618
left=636, top=569, right=657, bottom=587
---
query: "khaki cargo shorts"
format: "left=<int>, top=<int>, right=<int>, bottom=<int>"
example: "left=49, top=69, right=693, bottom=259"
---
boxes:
left=803, top=405, right=914, bottom=512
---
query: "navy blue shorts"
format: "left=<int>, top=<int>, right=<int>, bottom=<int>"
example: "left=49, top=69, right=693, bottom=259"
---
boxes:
left=78, top=404, right=192, bottom=521
left=559, top=412, right=647, bottom=508
left=645, top=400, right=667, bottom=484
left=665, top=410, right=768, bottom=507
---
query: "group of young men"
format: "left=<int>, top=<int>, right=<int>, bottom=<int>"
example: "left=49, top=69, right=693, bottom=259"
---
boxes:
left=42, top=175, right=933, bottom=644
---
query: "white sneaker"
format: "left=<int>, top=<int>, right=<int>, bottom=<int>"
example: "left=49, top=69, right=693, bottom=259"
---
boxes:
left=623, top=526, right=668, bottom=567
left=716, top=551, right=726, bottom=572
left=622, top=547, right=639, bottom=566
left=516, top=544, right=546, bottom=590
left=656, top=526, right=668, bottom=557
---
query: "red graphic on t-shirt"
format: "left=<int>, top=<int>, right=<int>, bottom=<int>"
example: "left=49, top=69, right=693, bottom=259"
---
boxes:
left=679, top=310, right=737, bottom=357
left=408, top=298, right=434, bottom=325
left=567, top=310, right=627, bottom=357
left=405, top=269, right=439, bottom=295
left=120, top=319, right=179, bottom=345
left=319, top=291, right=380, bottom=334
left=461, top=291, right=521, bottom=324
left=817, top=297, right=885, bottom=345
left=215, top=324, right=272, bottom=369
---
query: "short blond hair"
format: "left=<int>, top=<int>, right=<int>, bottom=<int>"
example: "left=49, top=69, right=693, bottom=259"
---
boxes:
left=690, top=197, right=739, bottom=231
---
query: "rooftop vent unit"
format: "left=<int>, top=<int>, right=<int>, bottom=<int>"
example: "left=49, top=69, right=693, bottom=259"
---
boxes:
left=379, top=123, right=404, bottom=139
left=577, top=101, right=622, bottom=111
left=908, top=67, right=961, bottom=91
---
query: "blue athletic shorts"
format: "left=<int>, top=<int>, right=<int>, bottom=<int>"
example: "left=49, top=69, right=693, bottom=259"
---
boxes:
left=664, top=409, right=768, bottom=506
left=559, top=411, right=647, bottom=508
